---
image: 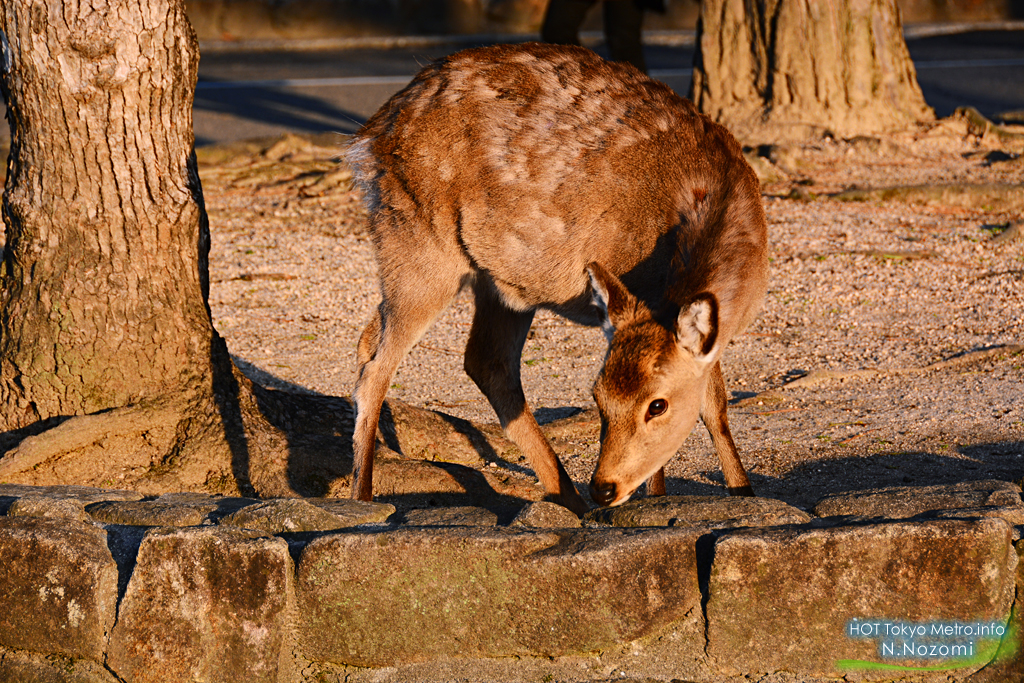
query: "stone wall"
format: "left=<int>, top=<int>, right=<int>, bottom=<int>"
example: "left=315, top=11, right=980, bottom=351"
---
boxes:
left=1, top=480, right=1023, bottom=681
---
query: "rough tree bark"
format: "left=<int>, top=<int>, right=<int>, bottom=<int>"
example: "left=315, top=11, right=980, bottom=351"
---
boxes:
left=690, top=0, right=935, bottom=144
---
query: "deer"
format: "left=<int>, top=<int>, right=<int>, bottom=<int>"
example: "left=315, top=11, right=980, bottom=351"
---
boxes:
left=345, top=42, right=767, bottom=515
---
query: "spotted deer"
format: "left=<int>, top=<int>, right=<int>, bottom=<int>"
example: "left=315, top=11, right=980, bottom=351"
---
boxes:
left=346, top=43, right=767, bottom=514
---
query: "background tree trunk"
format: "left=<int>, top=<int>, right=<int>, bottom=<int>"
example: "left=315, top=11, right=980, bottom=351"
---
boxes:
left=690, top=0, right=935, bottom=144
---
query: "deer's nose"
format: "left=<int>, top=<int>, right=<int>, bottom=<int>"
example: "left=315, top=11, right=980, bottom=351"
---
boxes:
left=589, top=479, right=617, bottom=507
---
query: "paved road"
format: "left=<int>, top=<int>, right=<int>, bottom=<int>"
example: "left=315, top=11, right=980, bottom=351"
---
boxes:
left=192, top=41, right=701, bottom=144
left=190, top=28, right=1024, bottom=146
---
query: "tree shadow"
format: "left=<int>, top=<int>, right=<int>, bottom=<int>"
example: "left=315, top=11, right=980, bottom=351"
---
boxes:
left=231, top=356, right=325, bottom=396
left=666, top=440, right=1024, bottom=510
left=210, top=336, right=259, bottom=497
left=219, top=353, right=584, bottom=519
left=192, top=79, right=367, bottom=145
left=213, top=355, right=351, bottom=498
left=223, top=357, right=520, bottom=508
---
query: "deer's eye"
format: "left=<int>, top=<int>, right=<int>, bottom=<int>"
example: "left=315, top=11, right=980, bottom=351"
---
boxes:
left=645, top=399, right=668, bottom=421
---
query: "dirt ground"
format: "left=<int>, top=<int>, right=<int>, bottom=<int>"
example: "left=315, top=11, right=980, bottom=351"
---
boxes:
left=196, top=111, right=1024, bottom=512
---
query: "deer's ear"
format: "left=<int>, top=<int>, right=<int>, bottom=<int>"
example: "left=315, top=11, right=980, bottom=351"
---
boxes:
left=587, top=262, right=639, bottom=337
left=675, top=293, right=718, bottom=360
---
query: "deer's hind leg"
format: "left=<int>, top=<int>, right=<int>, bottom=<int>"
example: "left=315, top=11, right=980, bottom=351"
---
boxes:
left=464, top=279, right=589, bottom=516
left=351, top=226, right=469, bottom=501
left=701, top=361, right=754, bottom=496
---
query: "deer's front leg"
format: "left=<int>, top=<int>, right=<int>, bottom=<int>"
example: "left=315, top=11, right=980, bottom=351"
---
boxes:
left=464, top=281, right=590, bottom=516
left=701, top=361, right=754, bottom=497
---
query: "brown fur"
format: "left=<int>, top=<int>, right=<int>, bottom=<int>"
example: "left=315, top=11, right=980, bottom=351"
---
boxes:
left=347, top=43, right=768, bottom=512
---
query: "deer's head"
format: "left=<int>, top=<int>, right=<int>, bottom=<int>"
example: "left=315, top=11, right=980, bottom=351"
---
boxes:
left=587, top=262, right=720, bottom=506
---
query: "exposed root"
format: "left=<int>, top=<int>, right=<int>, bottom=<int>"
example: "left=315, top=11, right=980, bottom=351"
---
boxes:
left=831, top=182, right=1024, bottom=212
left=0, top=403, right=181, bottom=482
left=781, top=344, right=1024, bottom=390
left=954, top=106, right=1024, bottom=144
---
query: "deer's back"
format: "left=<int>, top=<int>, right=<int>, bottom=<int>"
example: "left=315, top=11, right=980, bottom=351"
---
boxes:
left=350, top=43, right=765, bottom=321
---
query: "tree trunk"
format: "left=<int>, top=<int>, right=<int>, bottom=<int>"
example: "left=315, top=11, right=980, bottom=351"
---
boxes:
left=0, top=0, right=315, bottom=496
left=0, top=0, right=211, bottom=426
left=690, top=0, right=935, bottom=144
left=1, top=0, right=233, bottom=491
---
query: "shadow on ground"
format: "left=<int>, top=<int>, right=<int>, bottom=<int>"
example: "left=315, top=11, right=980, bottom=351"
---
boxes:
left=678, top=441, right=1024, bottom=509
left=193, top=80, right=367, bottom=145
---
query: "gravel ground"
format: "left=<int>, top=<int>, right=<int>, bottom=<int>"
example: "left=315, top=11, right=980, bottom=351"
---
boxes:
left=196, top=120, right=1023, bottom=511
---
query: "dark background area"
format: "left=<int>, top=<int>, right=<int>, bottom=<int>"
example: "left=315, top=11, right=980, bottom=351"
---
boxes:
left=183, top=0, right=1024, bottom=43
left=1, top=4, right=1023, bottom=146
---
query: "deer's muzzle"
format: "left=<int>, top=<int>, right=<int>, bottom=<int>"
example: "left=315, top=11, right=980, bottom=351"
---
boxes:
left=589, top=478, right=617, bottom=507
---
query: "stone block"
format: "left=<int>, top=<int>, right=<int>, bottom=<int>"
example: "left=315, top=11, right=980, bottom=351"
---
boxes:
left=933, top=506, right=1024, bottom=530
left=0, top=517, right=118, bottom=664
left=85, top=493, right=260, bottom=527
left=509, top=501, right=582, bottom=528
left=585, top=495, right=811, bottom=529
left=85, top=500, right=219, bottom=526
left=306, top=497, right=396, bottom=525
left=813, top=480, right=1024, bottom=523
left=967, top=536, right=1024, bottom=682
left=106, top=526, right=294, bottom=683
left=0, top=483, right=142, bottom=515
left=296, top=526, right=702, bottom=667
left=8, top=496, right=90, bottom=522
left=706, top=518, right=1017, bottom=677
left=0, top=645, right=118, bottom=683
left=402, top=505, right=497, bottom=526
left=219, top=497, right=394, bottom=533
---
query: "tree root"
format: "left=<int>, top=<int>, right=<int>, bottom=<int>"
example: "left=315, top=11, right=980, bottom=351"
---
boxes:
left=0, top=403, right=181, bottom=482
left=831, top=182, right=1024, bottom=212
left=954, top=106, right=1024, bottom=144
left=781, top=344, right=1024, bottom=390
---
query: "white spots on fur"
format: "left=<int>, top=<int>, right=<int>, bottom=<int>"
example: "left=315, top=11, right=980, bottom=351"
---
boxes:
left=653, top=112, right=674, bottom=132
left=509, top=50, right=537, bottom=65
left=436, top=158, right=453, bottom=182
